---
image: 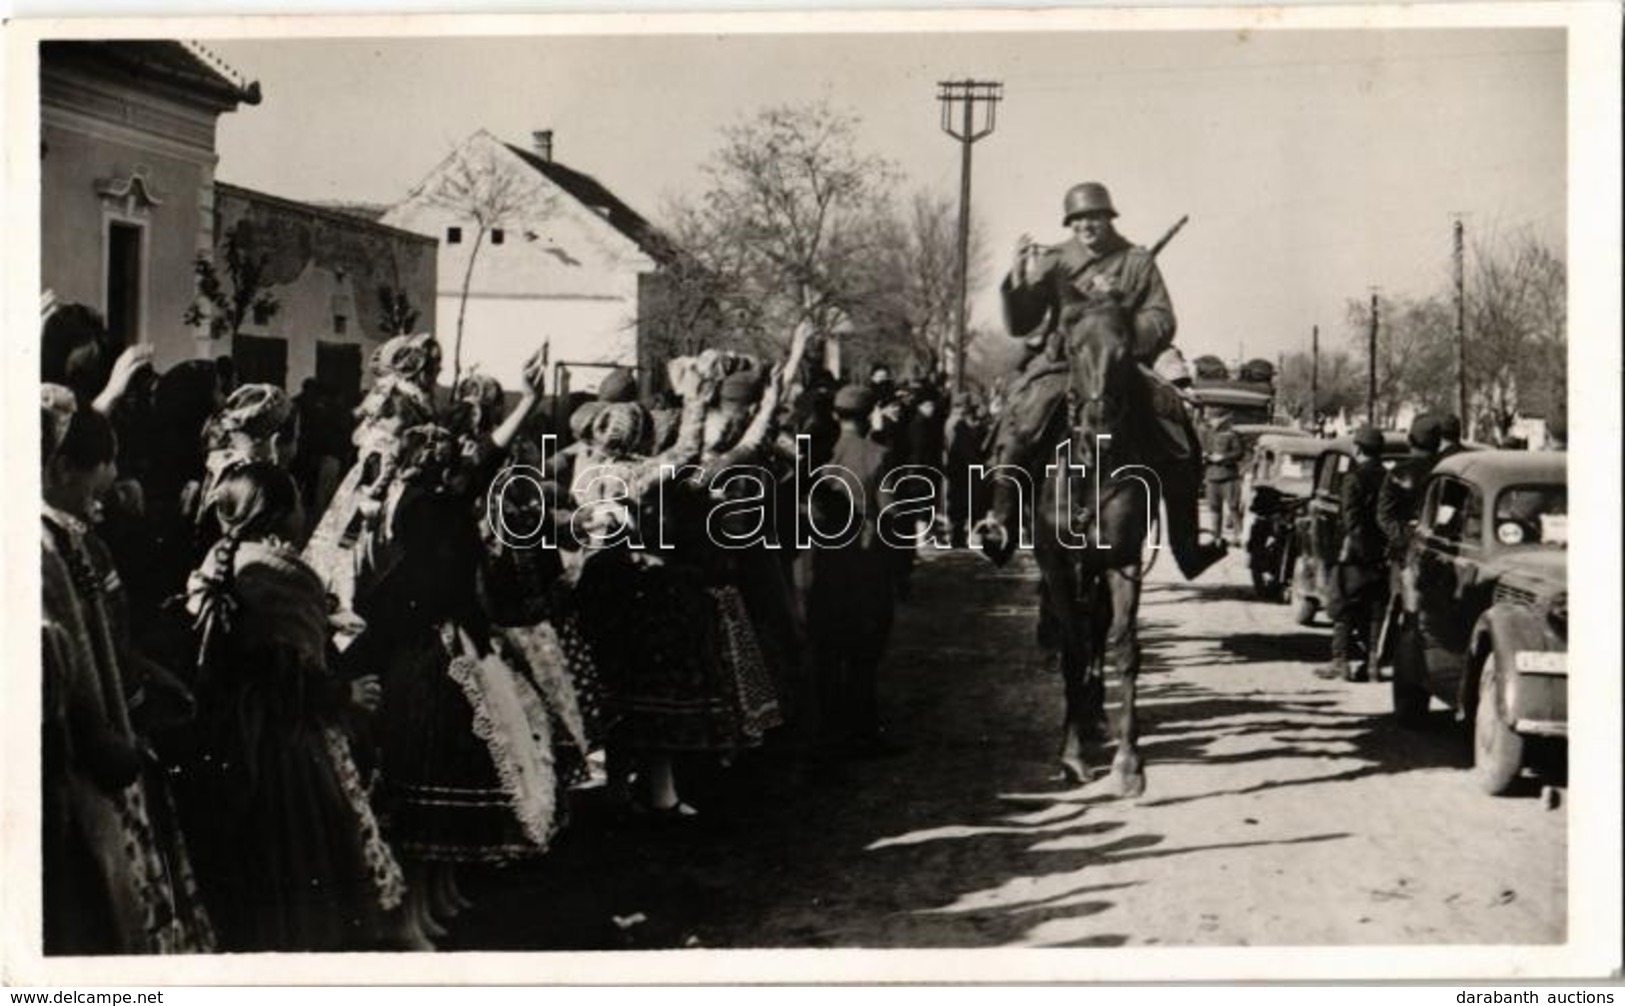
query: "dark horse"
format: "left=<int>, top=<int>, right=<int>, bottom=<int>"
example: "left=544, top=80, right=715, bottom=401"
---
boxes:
left=1031, top=298, right=1160, bottom=798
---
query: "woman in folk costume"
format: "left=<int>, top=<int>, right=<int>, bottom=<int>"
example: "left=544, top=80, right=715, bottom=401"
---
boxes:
left=675, top=326, right=814, bottom=745
left=453, top=372, right=602, bottom=791
left=345, top=352, right=561, bottom=939
left=182, top=462, right=418, bottom=951
left=302, top=335, right=440, bottom=649
left=40, top=389, right=215, bottom=955
left=196, top=383, right=300, bottom=518
left=570, top=360, right=784, bottom=818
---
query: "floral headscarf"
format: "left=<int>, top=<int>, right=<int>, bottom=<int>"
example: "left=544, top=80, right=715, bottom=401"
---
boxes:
left=371, top=333, right=441, bottom=388
left=591, top=402, right=647, bottom=457
left=215, top=383, right=294, bottom=442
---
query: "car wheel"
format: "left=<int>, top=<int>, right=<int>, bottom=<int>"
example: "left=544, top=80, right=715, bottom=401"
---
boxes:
left=1391, top=623, right=1430, bottom=728
left=1473, top=653, right=1525, bottom=796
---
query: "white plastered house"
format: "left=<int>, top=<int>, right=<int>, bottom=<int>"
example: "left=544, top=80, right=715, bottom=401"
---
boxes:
left=381, top=129, right=671, bottom=395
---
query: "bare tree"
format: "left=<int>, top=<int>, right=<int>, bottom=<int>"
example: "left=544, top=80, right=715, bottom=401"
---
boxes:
left=660, top=102, right=898, bottom=363
left=1465, top=230, right=1566, bottom=442
left=423, top=145, right=537, bottom=389
left=1344, top=292, right=1457, bottom=427
left=184, top=223, right=279, bottom=340
left=1276, top=348, right=1366, bottom=425
left=846, top=189, right=989, bottom=380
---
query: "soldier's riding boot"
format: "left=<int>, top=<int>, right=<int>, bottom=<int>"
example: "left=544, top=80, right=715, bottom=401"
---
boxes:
left=1357, top=601, right=1389, bottom=682
left=1161, top=457, right=1226, bottom=580
left=1314, top=618, right=1354, bottom=681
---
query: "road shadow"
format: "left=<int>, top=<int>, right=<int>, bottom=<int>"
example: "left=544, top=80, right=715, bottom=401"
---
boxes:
left=1217, top=631, right=1330, bottom=664
left=436, top=546, right=1486, bottom=953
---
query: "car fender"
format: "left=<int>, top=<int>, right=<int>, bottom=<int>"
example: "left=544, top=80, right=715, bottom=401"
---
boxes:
left=1466, top=605, right=1551, bottom=714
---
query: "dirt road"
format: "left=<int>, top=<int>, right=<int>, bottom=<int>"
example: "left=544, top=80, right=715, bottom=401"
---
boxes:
left=450, top=546, right=1566, bottom=950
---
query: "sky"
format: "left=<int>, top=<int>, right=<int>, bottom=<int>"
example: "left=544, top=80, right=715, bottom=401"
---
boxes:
left=209, top=27, right=1566, bottom=365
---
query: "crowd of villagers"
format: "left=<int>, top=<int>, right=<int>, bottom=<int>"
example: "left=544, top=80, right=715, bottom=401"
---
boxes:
left=41, top=299, right=952, bottom=954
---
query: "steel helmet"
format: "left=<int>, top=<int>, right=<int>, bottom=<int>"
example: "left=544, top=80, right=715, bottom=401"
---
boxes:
left=1062, top=182, right=1118, bottom=224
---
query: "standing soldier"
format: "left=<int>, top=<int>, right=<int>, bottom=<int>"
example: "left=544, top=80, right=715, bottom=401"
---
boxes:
left=806, top=384, right=900, bottom=756
left=1375, top=415, right=1443, bottom=659
left=1316, top=425, right=1389, bottom=682
left=1201, top=410, right=1245, bottom=545
left=981, top=182, right=1222, bottom=578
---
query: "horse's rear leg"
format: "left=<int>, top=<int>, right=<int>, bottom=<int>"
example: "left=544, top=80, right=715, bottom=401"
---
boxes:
left=1104, top=566, right=1145, bottom=798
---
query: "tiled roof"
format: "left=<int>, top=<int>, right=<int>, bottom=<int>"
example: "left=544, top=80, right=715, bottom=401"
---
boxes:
left=41, top=39, right=260, bottom=108
left=504, top=143, right=675, bottom=265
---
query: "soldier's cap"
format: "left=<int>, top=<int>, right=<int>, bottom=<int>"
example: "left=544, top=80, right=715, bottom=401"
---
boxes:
left=718, top=368, right=764, bottom=406
left=596, top=368, right=638, bottom=404
left=1354, top=424, right=1384, bottom=453
left=1437, top=413, right=1463, bottom=441
left=1408, top=414, right=1442, bottom=453
left=833, top=384, right=876, bottom=417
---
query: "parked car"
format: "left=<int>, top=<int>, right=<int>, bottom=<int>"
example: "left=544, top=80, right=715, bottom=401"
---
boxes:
left=1289, top=431, right=1413, bottom=625
left=1244, top=432, right=1324, bottom=600
left=1389, top=450, right=1567, bottom=795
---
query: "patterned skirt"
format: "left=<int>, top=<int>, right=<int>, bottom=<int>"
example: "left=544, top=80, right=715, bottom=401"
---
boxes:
left=377, top=625, right=560, bottom=864
left=573, top=552, right=781, bottom=752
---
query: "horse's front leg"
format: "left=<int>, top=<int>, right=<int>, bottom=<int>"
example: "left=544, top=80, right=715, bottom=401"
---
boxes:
left=1035, top=550, right=1090, bottom=783
left=1103, top=565, right=1145, bottom=798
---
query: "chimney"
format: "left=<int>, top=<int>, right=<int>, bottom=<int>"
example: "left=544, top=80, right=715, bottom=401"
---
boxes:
left=532, top=130, right=554, bottom=162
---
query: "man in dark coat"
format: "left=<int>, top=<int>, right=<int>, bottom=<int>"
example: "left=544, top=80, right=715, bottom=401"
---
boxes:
left=1436, top=413, right=1465, bottom=461
left=1316, top=425, right=1390, bottom=682
left=1376, top=414, right=1442, bottom=568
left=805, top=384, right=900, bottom=755
left=981, top=182, right=1220, bottom=578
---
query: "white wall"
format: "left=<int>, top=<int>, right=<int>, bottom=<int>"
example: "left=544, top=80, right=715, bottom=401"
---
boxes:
left=382, top=131, right=656, bottom=394
left=436, top=290, right=638, bottom=393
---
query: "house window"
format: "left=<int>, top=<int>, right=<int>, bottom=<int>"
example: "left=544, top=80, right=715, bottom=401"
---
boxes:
left=253, top=302, right=273, bottom=326
left=105, top=221, right=144, bottom=348
left=447, top=226, right=462, bottom=244
left=333, top=314, right=348, bottom=335
left=491, top=228, right=505, bottom=245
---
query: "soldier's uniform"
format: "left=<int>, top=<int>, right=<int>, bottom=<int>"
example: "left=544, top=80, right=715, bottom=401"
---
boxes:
left=982, top=183, right=1220, bottom=579
left=1200, top=417, right=1244, bottom=544
left=1319, top=426, right=1390, bottom=682
left=806, top=386, right=899, bottom=751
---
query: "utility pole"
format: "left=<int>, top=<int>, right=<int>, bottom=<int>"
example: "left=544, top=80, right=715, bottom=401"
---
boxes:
left=1367, top=290, right=1380, bottom=427
left=937, top=79, right=1002, bottom=395
left=1452, top=215, right=1469, bottom=438
left=1310, top=323, right=1320, bottom=431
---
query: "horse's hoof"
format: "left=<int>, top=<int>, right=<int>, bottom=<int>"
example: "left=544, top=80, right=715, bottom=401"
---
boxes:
left=1109, top=756, right=1146, bottom=799
left=1055, top=755, right=1090, bottom=786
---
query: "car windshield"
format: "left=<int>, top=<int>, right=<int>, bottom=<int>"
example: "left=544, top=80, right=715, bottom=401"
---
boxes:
left=1274, top=453, right=1315, bottom=480
left=1493, top=483, right=1567, bottom=547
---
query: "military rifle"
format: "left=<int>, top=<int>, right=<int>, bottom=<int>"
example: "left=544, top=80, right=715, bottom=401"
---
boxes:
left=1147, top=214, right=1190, bottom=259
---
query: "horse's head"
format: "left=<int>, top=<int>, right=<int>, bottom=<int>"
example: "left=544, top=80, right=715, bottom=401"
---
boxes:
left=1060, top=299, right=1137, bottom=455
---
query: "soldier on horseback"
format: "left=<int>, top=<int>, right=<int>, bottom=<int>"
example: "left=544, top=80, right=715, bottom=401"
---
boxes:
left=978, top=182, right=1223, bottom=579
